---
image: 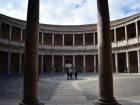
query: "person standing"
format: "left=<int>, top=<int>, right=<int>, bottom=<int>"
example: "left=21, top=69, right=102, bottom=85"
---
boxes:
left=73, top=69, right=78, bottom=80
left=69, top=68, right=73, bottom=80
left=65, top=67, right=70, bottom=80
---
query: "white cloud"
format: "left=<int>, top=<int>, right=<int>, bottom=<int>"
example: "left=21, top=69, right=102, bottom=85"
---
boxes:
left=0, top=0, right=140, bottom=25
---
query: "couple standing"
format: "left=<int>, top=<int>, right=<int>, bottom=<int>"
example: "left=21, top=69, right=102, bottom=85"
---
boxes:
left=65, top=63, right=78, bottom=80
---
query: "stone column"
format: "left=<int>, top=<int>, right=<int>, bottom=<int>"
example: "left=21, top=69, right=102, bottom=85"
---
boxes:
left=73, top=34, right=75, bottom=46
left=8, top=52, right=11, bottom=75
left=62, top=55, right=65, bottom=73
left=9, top=26, right=12, bottom=40
left=52, top=33, right=54, bottom=46
left=41, top=55, right=44, bottom=74
left=52, top=55, right=54, bottom=73
left=41, top=32, right=44, bottom=45
left=126, top=52, right=130, bottom=73
left=93, top=33, right=96, bottom=45
left=83, top=55, right=86, bottom=72
left=115, top=53, right=118, bottom=73
left=135, top=21, right=139, bottom=42
left=0, top=22, right=1, bottom=31
left=125, top=26, right=128, bottom=43
left=20, top=29, right=23, bottom=42
left=114, top=28, right=117, bottom=43
left=73, top=55, right=75, bottom=70
left=62, top=34, right=64, bottom=46
left=92, top=32, right=94, bottom=45
left=19, top=53, right=22, bottom=74
left=94, top=55, right=96, bottom=73
left=137, top=50, right=140, bottom=73
left=8, top=26, right=12, bottom=75
left=83, top=33, right=85, bottom=46
left=20, top=0, right=44, bottom=105
left=96, top=0, right=119, bottom=105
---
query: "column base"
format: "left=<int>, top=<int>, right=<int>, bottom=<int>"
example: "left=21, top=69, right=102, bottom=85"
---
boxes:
left=95, top=97, right=121, bottom=105
left=19, top=100, right=44, bottom=105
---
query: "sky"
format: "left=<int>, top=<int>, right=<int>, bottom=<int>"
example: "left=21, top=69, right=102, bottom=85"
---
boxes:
left=0, top=0, right=140, bottom=25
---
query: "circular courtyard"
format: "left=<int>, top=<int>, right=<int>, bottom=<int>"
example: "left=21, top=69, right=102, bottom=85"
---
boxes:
left=0, top=73, right=140, bottom=105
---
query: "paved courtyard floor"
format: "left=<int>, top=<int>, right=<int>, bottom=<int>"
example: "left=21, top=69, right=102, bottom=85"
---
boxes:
left=0, top=73, right=140, bottom=105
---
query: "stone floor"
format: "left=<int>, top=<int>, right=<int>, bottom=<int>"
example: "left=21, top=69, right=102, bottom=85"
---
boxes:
left=0, top=73, right=140, bottom=105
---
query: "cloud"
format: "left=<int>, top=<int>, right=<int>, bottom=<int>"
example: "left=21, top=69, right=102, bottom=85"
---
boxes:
left=109, top=0, right=140, bottom=20
left=0, top=0, right=140, bottom=25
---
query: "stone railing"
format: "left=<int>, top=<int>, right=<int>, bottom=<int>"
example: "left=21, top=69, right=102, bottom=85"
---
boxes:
left=117, top=40, right=127, bottom=47
left=128, top=37, right=139, bottom=45
left=0, top=37, right=139, bottom=51
left=40, top=45, right=97, bottom=51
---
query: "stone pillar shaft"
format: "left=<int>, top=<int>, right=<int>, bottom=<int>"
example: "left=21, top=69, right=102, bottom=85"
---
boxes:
left=115, top=53, right=118, bottom=73
left=63, top=34, right=64, bottom=46
left=83, top=33, right=85, bottom=45
left=20, top=29, right=23, bottom=42
left=135, top=21, right=139, bottom=42
left=114, top=28, right=117, bottom=43
left=83, top=55, right=86, bottom=72
left=125, top=26, right=128, bottom=42
left=137, top=50, right=140, bottom=73
left=94, top=33, right=96, bottom=45
left=96, top=0, right=119, bottom=104
left=41, top=55, right=44, bottom=74
left=19, top=53, right=22, bottom=74
left=41, top=32, right=44, bottom=45
left=62, top=55, right=65, bottom=73
left=73, top=55, right=75, bottom=69
left=8, top=52, right=11, bottom=75
left=94, top=55, right=96, bottom=73
left=20, top=0, right=43, bottom=105
left=52, top=55, right=54, bottom=73
left=73, top=34, right=75, bottom=46
left=52, top=33, right=54, bottom=46
left=0, top=22, right=1, bottom=32
left=126, top=52, right=130, bottom=73
left=9, top=26, right=12, bottom=40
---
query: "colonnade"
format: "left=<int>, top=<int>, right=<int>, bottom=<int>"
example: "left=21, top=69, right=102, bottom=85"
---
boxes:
left=0, top=50, right=140, bottom=75
left=0, top=22, right=140, bottom=49
left=0, top=18, right=140, bottom=47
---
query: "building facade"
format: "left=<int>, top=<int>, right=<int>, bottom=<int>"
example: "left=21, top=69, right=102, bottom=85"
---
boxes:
left=0, top=13, right=140, bottom=75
